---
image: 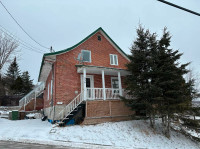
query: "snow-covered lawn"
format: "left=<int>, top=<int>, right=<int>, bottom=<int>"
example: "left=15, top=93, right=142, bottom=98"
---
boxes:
left=0, top=118, right=199, bottom=149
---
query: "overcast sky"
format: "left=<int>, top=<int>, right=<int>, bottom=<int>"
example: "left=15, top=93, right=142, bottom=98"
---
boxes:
left=1, top=0, right=200, bottom=84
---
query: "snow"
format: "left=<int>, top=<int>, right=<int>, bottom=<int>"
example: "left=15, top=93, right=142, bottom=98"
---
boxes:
left=187, top=115, right=200, bottom=120
left=184, top=128, right=200, bottom=138
left=171, top=122, right=200, bottom=139
left=0, top=118, right=199, bottom=149
left=26, top=113, right=43, bottom=119
left=26, top=113, right=35, bottom=118
left=193, top=98, right=200, bottom=102
left=0, top=110, right=10, bottom=118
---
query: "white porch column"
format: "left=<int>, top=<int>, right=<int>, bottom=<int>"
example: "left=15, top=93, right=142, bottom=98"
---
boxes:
left=83, top=68, right=87, bottom=100
left=118, top=71, right=122, bottom=96
left=102, top=70, right=106, bottom=100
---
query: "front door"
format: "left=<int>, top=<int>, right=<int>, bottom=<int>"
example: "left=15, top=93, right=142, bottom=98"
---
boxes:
left=86, top=78, right=92, bottom=99
left=81, top=75, right=94, bottom=99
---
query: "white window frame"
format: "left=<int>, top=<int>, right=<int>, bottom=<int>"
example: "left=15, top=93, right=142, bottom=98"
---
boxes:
left=81, top=50, right=91, bottom=63
left=50, top=80, right=53, bottom=96
left=111, top=77, right=119, bottom=89
left=110, top=54, right=118, bottom=65
left=80, top=75, right=94, bottom=91
left=47, top=83, right=50, bottom=100
left=111, top=77, right=119, bottom=94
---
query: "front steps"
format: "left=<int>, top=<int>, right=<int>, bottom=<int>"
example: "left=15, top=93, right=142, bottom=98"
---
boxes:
left=50, top=103, right=86, bottom=126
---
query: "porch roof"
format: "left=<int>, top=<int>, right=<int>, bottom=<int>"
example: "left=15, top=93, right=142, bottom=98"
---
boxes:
left=76, top=65, right=130, bottom=76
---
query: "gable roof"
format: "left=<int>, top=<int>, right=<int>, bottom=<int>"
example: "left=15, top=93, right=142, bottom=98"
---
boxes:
left=38, top=27, right=129, bottom=82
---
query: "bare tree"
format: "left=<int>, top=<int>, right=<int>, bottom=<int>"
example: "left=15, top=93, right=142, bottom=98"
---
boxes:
left=0, top=31, right=18, bottom=73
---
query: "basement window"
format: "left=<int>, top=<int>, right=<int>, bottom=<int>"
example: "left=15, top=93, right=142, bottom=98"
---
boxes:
left=81, top=50, right=91, bottom=62
left=110, top=54, right=118, bottom=65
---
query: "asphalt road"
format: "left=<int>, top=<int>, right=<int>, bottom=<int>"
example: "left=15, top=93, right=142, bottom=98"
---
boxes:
left=0, top=140, right=80, bottom=149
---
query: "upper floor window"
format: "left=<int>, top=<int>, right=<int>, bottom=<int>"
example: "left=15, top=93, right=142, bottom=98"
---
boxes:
left=97, top=35, right=101, bottom=41
left=110, top=54, right=118, bottom=65
left=82, top=50, right=91, bottom=62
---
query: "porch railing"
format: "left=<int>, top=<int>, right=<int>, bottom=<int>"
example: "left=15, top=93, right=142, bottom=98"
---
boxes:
left=86, top=88, right=130, bottom=100
left=19, top=82, right=45, bottom=108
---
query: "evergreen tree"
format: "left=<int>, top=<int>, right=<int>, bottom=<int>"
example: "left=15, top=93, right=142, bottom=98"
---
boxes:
left=12, top=76, right=23, bottom=94
left=155, top=28, right=190, bottom=137
left=124, top=26, right=193, bottom=138
left=4, top=58, right=34, bottom=95
left=21, top=71, right=33, bottom=94
left=124, top=26, right=158, bottom=128
left=5, top=57, right=21, bottom=94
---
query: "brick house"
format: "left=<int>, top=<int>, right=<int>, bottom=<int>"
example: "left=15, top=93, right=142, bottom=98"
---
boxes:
left=21, top=27, right=134, bottom=124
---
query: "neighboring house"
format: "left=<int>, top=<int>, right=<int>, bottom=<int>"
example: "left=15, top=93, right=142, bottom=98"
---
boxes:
left=21, top=27, right=134, bottom=125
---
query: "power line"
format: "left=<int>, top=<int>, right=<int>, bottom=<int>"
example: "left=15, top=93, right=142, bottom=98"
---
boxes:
left=0, top=27, right=44, bottom=54
left=0, top=25, right=46, bottom=53
left=157, top=0, right=200, bottom=16
left=20, top=45, right=43, bottom=54
left=0, top=29, right=43, bottom=54
left=0, top=0, right=50, bottom=49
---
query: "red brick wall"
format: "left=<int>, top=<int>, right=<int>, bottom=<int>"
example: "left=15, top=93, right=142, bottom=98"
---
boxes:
left=44, top=31, right=129, bottom=107
left=93, top=74, right=125, bottom=88
left=86, top=100, right=134, bottom=118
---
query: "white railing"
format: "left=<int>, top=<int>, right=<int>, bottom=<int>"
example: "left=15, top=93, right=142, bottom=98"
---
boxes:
left=57, top=92, right=84, bottom=121
left=19, top=82, right=45, bottom=108
left=86, top=88, right=123, bottom=100
left=105, top=88, right=120, bottom=99
left=65, top=92, right=84, bottom=117
left=86, top=88, right=103, bottom=99
left=86, top=88, right=132, bottom=100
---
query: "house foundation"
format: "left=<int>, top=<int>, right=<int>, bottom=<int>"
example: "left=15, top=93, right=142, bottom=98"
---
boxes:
left=82, top=100, right=134, bottom=125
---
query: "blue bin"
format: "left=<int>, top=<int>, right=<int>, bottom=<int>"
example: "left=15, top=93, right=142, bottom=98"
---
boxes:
left=66, top=119, right=75, bottom=125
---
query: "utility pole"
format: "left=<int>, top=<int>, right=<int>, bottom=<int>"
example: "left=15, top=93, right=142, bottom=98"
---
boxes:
left=50, top=46, right=53, bottom=53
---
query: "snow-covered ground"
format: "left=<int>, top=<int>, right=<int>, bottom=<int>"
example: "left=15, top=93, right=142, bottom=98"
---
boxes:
left=0, top=111, right=9, bottom=118
left=0, top=118, right=199, bottom=149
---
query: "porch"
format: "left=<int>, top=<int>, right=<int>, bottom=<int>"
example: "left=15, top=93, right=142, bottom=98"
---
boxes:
left=76, top=65, right=130, bottom=100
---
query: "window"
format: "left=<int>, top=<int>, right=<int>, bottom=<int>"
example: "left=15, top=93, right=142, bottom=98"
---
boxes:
left=111, top=77, right=119, bottom=93
left=47, top=83, right=50, bottom=100
left=50, top=80, right=53, bottom=96
left=110, top=54, right=118, bottom=65
left=82, top=50, right=91, bottom=62
left=111, top=77, right=119, bottom=89
left=97, top=35, right=101, bottom=41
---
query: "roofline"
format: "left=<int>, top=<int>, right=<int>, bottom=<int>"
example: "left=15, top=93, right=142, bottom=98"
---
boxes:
left=38, top=27, right=129, bottom=81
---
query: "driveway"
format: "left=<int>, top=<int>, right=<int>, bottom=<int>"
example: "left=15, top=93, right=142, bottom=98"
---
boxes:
left=0, top=140, right=81, bottom=149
